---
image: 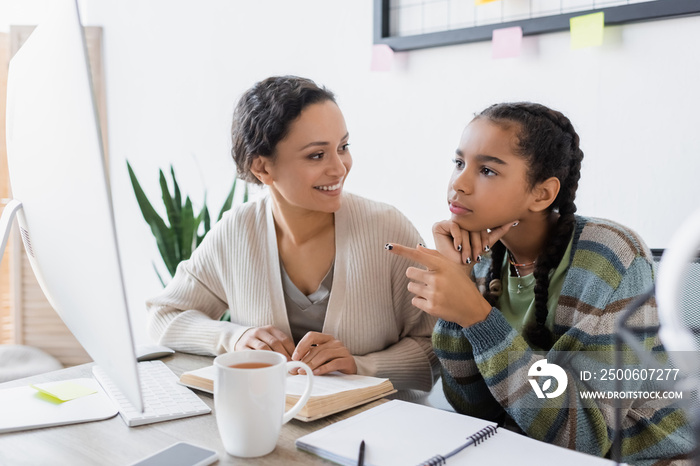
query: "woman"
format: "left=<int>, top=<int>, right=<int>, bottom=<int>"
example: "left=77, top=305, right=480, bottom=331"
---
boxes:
left=147, top=76, right=438, bottom=393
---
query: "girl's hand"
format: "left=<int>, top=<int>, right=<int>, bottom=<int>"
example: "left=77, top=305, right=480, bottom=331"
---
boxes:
left=432, top=220, right=519, bottom=265
left=234, top=325, right=295, bottom=360
left=387, top=244, right=492, bottom=328
left=291, top=332, right=357, bottom=376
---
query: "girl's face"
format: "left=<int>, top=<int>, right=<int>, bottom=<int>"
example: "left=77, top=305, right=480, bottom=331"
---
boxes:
left=448, top=118, right=538, bottom=231
left=261, top=100, right=352, bottom=214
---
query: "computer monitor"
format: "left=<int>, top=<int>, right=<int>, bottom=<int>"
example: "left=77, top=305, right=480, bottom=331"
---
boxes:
left=3, top=0, right=143, bottom=412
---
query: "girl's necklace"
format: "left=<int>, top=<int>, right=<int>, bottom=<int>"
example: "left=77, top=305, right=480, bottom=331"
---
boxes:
left=508, top=252, right=536, bottom=294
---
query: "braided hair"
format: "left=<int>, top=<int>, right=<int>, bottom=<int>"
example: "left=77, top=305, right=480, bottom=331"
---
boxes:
left=479, top=103, right=584, bottom=350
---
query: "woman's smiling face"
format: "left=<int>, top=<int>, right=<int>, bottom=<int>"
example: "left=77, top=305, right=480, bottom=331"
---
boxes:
left=259, top=100, right=352, bottom=214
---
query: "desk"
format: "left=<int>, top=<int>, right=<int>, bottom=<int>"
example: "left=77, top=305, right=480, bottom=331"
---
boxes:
left=0, top=352, right=382, bottom=465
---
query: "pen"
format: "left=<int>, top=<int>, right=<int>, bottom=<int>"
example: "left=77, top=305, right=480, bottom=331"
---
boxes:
left=357, top=439, right=365, bottom=466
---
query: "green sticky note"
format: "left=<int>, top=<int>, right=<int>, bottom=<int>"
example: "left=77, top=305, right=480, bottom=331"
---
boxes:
left=30, top=381, right=97, bottom=402
left=570, top=12, right=605, bottom=50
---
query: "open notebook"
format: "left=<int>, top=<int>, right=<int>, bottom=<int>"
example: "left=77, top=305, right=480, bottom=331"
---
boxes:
left=296, top=400, right=622, bottom=466
left=179, top=365, right=395, bottom=421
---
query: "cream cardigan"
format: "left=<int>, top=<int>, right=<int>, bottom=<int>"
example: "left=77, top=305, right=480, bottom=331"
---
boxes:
left=146, top=192, right=438, bottom=391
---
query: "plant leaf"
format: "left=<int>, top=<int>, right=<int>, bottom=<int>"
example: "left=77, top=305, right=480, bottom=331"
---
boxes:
left=196, top=205, right=211, bottom=246
left=171, top=165, right=182, bottom=213
left=160, top=169, right=181, bottom=261
left=127, top=161, right=179, bottom=276
left=152, top=261, right=167, bottom=288
left=129, top=163, right=252, bottom=283
left=203, top=204, right=211, bottom=234
left=217, top=178, right=237, bottom=221
left=192, top=204, right=205, bottom=248
left=180, top=197, right=195, bottom=261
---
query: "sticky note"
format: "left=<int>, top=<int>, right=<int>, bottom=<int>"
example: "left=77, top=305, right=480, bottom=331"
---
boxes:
left=370, top=44, right=394, bottom=72
left=570, top=12, right=605, bottom=50
left=492, top=26, right=523, bottom=59
left=475, top=0, right=500, bottom=5
left=30, top=381, right=97, bottom=402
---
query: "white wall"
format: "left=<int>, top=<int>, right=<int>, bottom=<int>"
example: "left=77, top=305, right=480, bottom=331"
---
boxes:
left=2, top=0, right=700, bottom=344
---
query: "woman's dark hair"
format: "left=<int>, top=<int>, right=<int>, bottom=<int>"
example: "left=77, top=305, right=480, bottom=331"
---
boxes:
left=231, top=75, right=336, bottom=184
left=479, top=102, right=584, bottom=350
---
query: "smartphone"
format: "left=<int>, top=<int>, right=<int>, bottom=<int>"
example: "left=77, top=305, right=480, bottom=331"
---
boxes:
left=129, top=442, right=218, bottom=466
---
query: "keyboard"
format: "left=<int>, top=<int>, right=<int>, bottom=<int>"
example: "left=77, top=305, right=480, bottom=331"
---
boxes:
left=92, top=360, right=211, bottom=427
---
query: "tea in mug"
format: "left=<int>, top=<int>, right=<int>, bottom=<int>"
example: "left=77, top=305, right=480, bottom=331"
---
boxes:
left=229, top=362, right=273, bottom=369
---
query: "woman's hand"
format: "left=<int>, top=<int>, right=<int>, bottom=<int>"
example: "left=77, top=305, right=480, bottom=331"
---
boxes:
left=432, top=220, right=518, bottom=265
left=234, top=325, right=295, bottom=360
left=291, top=332, right=357, bottom=376
left=387, top=244, right=492, bottom=328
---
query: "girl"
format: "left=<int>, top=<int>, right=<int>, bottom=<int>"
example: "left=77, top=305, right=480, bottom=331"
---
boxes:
left=147, top=76, right=438, bottom=395
left=387, top=102, right=692, bottom=463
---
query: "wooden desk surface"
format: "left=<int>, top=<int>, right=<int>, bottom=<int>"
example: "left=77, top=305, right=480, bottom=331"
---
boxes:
left=0, top=352, right=383, bottom=465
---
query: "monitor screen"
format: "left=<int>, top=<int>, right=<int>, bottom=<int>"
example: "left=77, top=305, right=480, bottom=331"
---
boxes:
left=5, top=0, right=143, bottom=411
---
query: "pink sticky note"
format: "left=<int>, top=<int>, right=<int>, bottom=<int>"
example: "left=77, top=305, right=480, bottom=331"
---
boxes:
left=370, top=44, right=394, bottom=72
left=492, top=26, right=523, bottom=59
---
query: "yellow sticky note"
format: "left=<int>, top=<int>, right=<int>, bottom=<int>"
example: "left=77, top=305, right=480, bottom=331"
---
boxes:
left=30, top=381, right=97, bottom=402
left=570, top=12, right=605, bottom=50
left=475, top=0, right=500, bottom=4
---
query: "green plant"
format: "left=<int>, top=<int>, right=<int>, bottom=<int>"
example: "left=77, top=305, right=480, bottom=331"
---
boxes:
left=127, top=161, right=248, bottom=287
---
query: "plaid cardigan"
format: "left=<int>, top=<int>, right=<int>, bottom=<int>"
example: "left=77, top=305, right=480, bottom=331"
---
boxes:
left=432, top=216, right=693, bottom=465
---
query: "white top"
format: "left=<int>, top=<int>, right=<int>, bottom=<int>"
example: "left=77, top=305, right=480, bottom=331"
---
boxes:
left=146, top=192, right=438, bottom=391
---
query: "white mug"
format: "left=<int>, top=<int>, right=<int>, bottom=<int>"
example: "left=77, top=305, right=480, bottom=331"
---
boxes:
left=213, top=350, right=314, bottom=458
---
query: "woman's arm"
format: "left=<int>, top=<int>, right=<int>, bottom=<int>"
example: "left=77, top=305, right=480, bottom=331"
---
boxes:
left=145, top=213, right=256, bottom=356
left=146, top=259, right=251, bottom=356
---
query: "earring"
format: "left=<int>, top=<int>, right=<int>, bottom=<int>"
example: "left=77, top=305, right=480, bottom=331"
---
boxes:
left=488, top=279, right=502, bottom=297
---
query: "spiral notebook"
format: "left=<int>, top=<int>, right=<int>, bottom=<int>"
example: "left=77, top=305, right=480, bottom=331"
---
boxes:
left=295, top=400, right=620, bottom=466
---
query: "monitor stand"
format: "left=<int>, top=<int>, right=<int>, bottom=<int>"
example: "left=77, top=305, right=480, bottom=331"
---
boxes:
left=0, top=199, right=118, bottom=432
left=0, top=199, right=23, bottom=260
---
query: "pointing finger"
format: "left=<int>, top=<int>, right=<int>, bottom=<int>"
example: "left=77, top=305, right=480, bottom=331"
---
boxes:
left=386, top=243, right=442, bottom=271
